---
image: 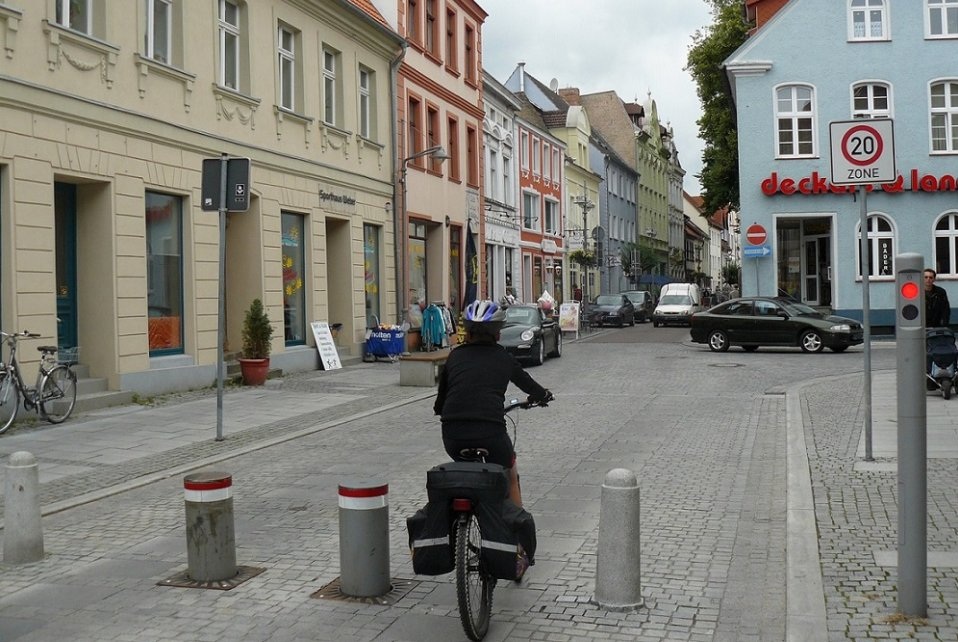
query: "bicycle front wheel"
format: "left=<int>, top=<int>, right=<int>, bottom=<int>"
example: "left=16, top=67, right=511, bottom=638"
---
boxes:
left=0, top=371, right=20, bottom=434
left=39, top=365, right=77, bottom=424
left=455, top=513, right=494, bottom=641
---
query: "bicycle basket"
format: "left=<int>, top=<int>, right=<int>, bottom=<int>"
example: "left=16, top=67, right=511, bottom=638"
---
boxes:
left=58, top=346, right=80, bottom=364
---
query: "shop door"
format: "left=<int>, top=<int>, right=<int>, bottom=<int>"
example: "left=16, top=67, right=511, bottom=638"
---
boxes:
left=54, top=183, right=78, bottom=351
left=802, top=235, right=831, bottom=306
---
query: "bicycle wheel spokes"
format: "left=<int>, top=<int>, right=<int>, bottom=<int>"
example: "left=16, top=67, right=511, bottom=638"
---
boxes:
left=0, top=372, right=21, bottom=435
left=39, top=365, right=77, bottom=424
left=455, top=513, right=493, bottom=641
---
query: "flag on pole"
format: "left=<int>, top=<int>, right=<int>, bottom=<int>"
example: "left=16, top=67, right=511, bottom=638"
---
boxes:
left=463, top=220, right=478, bottom=307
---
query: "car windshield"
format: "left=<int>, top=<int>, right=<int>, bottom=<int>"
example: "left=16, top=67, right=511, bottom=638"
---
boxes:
left=779, top=300, right=822, bottom=317
left=504, top=307, right=538, bottom=324
left=623, top=292, right=647, bottom=303
left=659, top=294, right=691, bottom=305
left=595, top=295, right=621, bottom=305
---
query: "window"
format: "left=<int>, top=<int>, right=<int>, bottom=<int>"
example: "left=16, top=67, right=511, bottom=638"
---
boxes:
left=464, top=22, right=476, bottom=84
left=277, top=25, right=296, bottom=111
left=927, top=0, right=958, bottom=38
left=323, top=47, right=341, bottom=125
left=359, top=67, right=375, bottom=139
left=219, top=0, right=241, bottom=90
left=532, top=138, right=540, bottom=175
left=488, top=149, right=499, bottom=201
left=849, top=0, right=887, bottom=40
left=407, top=95, right=422, bottom=160
left=56, top=0, right=91, bottom=34
left=466, top=125, right=478, bottom=186
left=449, top=228, right=461, bottom=317
left=145, top=191, right=184, bottom=355
left=406, top=0, right=420, bottom=43
left=775, top=85, right=816, bottom=157
left=553, top=149, right=560, bottom=181
left=522, top=192, right=539, bottom=230
left=447, top=116, right=460, bottom=181
left=852, top=82, right=890, bottom=118
left=856, top=214, right=895, bottom=278
left=545, top=200, right=558, bottom=234
left=409, top=221, right=427, bottom=304
left=282, top=212, right=306, bottom=345
left=425, top=0, right=439, bottom=57
left=364, top=224, right=382, bottom=328
left=502, top=155, right=512, bottom=206
left=445, top=8, right=458, bottom=71
left=520, top=132, right=529, bottom=170
left=543, top=143, right=551, bottom=181
left=427, top=105, right=442, bottom=172
left=146, top=0, right=171, bottom=63
left=931, top=80, right=958, bottom=152
left=934, top=212, right=958, bottom=275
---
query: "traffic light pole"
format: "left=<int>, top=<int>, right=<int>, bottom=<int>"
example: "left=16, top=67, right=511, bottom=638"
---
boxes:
left=895, top=252, right=927, bottom=617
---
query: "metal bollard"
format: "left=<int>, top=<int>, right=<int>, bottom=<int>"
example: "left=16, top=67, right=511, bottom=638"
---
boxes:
left=3, top=451, right=43, bottom=563
left=594, top=468, right=643, bottom=610
left=338, top=481, right=390, bottom=597
left=184, top=471, right=237, bottom=582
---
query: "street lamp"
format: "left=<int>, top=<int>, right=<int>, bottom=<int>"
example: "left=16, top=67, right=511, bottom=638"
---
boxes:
left=397, top=145, right=450, bottom=323
left=573, top=196, right=594, bottom=302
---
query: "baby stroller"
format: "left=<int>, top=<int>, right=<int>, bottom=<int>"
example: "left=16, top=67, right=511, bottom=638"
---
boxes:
left=926, top=327, right=958, bottom=399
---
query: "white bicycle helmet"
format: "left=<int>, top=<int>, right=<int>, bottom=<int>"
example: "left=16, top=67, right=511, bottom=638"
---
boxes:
left=463, top=299, right=506, bottom=333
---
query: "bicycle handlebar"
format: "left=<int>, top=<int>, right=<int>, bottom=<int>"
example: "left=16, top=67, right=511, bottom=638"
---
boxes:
left=504, top=391, right=555, bottom=413
left=0, top=331, right=42, bottom=341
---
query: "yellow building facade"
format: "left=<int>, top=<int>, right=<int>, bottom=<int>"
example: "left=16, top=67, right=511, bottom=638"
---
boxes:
left=0, top=1, right=402, bottom=394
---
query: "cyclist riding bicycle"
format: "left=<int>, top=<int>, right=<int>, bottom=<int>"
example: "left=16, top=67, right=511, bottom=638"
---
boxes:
left=434, top=299, right=553, bottom=508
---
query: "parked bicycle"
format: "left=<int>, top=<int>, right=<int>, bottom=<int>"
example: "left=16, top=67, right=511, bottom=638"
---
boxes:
left=0, top=331, right=78, bottom=434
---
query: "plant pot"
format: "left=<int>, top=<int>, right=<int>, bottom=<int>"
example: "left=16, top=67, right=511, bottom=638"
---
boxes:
left=239, top=357, right=270, bottom=386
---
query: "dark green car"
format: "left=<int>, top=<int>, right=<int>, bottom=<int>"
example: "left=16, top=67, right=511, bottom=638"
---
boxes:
left=689, top=297, right=864, bottom=353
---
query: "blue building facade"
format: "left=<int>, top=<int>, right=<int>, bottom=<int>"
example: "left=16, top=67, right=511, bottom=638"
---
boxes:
left=725, top=0, right=958, bottom=326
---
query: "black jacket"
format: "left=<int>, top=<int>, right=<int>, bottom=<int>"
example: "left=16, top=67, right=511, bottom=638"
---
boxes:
left=926, top=284, right=951, bottom=328
left=434, top=342, right=549, bottom=439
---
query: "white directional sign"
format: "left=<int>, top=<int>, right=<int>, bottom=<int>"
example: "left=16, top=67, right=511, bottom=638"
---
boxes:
left=829, top=119, right=896, bottom=185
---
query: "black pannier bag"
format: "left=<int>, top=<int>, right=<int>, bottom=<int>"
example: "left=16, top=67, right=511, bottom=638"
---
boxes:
left=406, top=501, right=454, bottom=576
left=474, top=499, right=537, bottom=581
left=426, top=461, right=509, bottom=504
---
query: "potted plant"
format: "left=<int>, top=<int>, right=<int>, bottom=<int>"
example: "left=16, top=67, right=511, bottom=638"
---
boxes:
left=239, top=298, right=273, bottom=385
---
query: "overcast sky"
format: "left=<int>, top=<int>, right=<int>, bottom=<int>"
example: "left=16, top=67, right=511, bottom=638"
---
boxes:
left=480, top=0, right=715, bottom=195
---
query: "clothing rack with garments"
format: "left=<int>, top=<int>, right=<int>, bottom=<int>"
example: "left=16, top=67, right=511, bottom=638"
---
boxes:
left=420, top=303, right=448, bottom=351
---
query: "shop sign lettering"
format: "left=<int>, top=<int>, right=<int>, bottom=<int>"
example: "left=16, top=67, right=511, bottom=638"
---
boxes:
left=761, top=170, right=958, bottom=196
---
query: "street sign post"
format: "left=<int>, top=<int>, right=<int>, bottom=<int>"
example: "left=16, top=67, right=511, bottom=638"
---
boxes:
left=829, top=119, right=896, bottom=186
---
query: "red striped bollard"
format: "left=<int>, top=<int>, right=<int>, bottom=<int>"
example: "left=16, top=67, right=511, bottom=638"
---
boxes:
left=184, top=472, right=237, bottom=582
left=338, top=481, right=390, bottom=597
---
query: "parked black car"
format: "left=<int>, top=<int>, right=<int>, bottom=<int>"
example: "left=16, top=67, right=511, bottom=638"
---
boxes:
left=619, top=290, right=654, bottom=323
left=689, top=297, right=864, bottom=353
left=588, top=294, right=635, bottom=328
left=498, top=304, right=562, bottom=366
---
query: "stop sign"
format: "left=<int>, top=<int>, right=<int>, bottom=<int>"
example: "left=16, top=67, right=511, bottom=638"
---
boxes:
left=746, top=224, right=767, bottom=246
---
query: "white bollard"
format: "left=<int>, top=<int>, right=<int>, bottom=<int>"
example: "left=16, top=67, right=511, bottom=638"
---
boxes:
left=4, top=451, right=44, bottom=563
left=594, top=468, right=643, bottom=610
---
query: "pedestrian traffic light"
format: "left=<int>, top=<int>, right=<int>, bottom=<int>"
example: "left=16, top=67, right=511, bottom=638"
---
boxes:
left=896, top=262, right=923, bottom=328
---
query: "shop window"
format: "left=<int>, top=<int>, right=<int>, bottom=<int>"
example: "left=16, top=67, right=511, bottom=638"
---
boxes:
left=856, top=213, right=895, bottom=279
left=364, top=224, right=381, bottom=328
left=146, top=191, right=184, bottom=355
left=449, top=227, right=461, bottom=314
left=409, top=221, right=428, bottom=305
left=282, top=212, right=306, bottom=345
left=933, top=211, right=958, bottom=276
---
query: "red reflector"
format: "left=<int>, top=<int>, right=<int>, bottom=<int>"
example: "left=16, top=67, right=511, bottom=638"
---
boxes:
left=452, top=498, right=472, bottom=512
left=901, top=282, right=920, bottom=300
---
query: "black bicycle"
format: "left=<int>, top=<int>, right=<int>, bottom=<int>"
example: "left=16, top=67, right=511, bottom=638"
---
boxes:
left=0, top=331, right=78, bottom=434
left=453, top=393, right=552, bottom=641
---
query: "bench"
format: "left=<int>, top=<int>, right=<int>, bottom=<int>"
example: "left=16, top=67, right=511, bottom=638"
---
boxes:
left=399, top=348, right=452, bottom=386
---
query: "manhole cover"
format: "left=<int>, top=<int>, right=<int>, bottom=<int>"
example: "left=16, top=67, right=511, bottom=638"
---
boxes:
left=311, top=577, right=419, bottom=605
left=708, top=362, right=743, bottom=367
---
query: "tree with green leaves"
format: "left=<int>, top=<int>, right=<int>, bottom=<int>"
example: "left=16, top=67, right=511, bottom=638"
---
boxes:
left=687, top=0, right=750, bottom=216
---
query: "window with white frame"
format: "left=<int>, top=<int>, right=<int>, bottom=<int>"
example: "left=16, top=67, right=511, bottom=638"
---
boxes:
left=856, top=214, right=895, bottom=278
left=488, top=149, right=499, bottom=202
left=934, top=211, right=958, bottom=275
left=849, top=0, right=887, bottom=40
left=323, top=47, right=341, bottom=126
left=532, top=138, right=540, bottom=176
left=520, top=132, right=529, bottom=170
left=775, top=85, right=816, bottom=157
left=219, top=0, right=241, bottom=90
left=544, top=200, right=558, bottom=234
left=552, top=149, right=560, bottom=181
left=277, top=25, right=296, bottom=111
left=502, top=154, right=512, bottom=206
left=852, top=82, right=890, bottom=118
left=543, top=143, right=551, bottom=181
left=56, top=0, right=91, bottom=34
left=927, top=0, right=958, bottom=38
left=522, top=192, right=539, bottom=230
left=359, top=67, right=375, bottom=139
left=146, top=0, right=171, bottom=64
left=931, top=80, right=958, bottom=152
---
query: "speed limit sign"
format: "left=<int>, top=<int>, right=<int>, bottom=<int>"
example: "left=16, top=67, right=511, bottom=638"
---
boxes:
left=829, top=119, right=896, bottom=185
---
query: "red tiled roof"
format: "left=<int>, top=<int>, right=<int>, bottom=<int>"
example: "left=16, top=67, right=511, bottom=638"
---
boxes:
left=345, top=0, right=390, bottom=29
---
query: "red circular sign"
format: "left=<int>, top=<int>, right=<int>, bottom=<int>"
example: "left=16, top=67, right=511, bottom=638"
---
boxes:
left=840, top=124, right=884, bottom=167
left=746, top=224, right=767, bottom=246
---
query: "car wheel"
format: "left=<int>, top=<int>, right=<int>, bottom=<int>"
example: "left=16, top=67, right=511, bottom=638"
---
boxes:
left=830, top=345, right=848, bottom=353
left=708, top=329, right=730, bottom=352
left=653, top=320, right=660, bottom=328
left=800, top=330, right=824, bottom=353
left=548, top=330, right=562, bottom=358
left=629, top=313, right=635, bottom=327
left=532, top=340, right=545, bottom=366
left=742, top=345, right=759, bottom=352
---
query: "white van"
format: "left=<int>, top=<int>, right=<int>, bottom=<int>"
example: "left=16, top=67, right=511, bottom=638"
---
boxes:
left=653, top=283, right=702, bottom=327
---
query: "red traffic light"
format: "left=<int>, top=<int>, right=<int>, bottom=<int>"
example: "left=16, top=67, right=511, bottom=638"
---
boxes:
left=901, top=281, right=920, bottom=300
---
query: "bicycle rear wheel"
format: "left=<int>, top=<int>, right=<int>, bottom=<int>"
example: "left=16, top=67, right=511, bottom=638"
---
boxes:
left=455, top=512, right=494, bottom=641
left=0, top=371, right=20, bottom=434
left=39, top=365, right=77, bottom=424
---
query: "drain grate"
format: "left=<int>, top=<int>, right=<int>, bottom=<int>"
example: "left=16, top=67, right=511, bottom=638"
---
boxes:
left=158, top=565, right=266, bottom=590
left=311, top=577, right=419, bottom=605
